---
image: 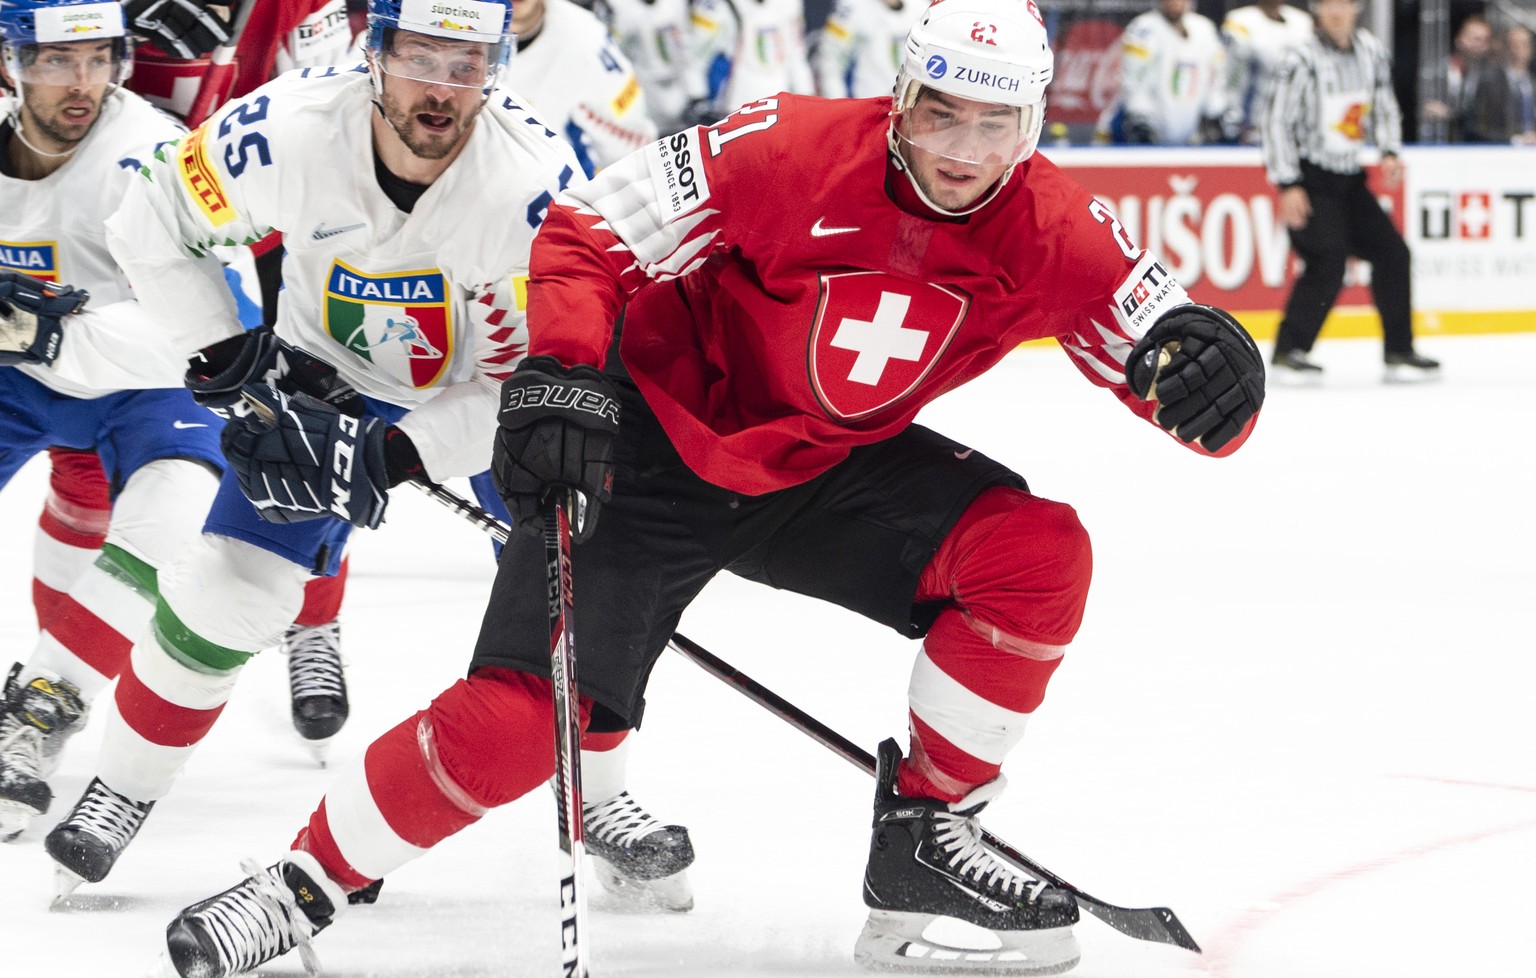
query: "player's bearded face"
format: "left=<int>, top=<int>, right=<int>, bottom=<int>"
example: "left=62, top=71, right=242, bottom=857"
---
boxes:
left=11, top=42, right=113, bottom=148
left=379, top=75, right=477, bottom=160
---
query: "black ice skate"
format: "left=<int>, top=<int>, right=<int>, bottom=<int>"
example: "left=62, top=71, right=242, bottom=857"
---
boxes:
left=856, top=739, right=1080, bottom=975
left=282, top=620, right=348, bottom=764
left=584, top=790, right=696, bottom=912
left=1383, top=351, right=1442, bottom=384
left=158, top=850, right=346, bottom=978
left=45, top=776, right=155, bottom=898
left=0, top=664, right=88, bottom=841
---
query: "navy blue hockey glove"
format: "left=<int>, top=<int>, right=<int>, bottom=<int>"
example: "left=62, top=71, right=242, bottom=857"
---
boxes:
left=493, top=355, right=620, bottom=543
left=0, top=271, right=88, bottom=367
left=186, top=326, right=365, bottom=417
left=124, top=0, right=231, bottom=59
left=222, top=384, right=390, bottom=529
left=1126, top=304, right=1265, bottom=453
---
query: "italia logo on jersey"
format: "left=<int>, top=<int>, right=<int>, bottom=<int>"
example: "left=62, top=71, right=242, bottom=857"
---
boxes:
left=323, top=261, right=453, bottom=389
left=808, top=272, right=969, bottom=421
left=0, top=241, right=60, bottom=282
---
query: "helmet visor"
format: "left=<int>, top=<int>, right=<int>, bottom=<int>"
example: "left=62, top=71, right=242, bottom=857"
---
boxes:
left=375, top=31, right=509, bottom=90
left=896, top=93, right=1039, bottom=166
left=7, top=38, right=128, bottom=87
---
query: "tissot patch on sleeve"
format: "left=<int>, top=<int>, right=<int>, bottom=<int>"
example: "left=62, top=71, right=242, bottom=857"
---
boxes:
left=647, top=129, right=711, bottom=219
left=1113, top=253, right=1190, bottom=336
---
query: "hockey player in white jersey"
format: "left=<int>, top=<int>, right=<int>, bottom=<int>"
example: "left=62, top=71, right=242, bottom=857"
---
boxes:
left=811, top=0, right=923, bottom=99
left=39, top=0, right=580, bottom=897
left=0, top=0, right=232, bottom=842
left=1118, top=0, right=1233, bottom=144
left=597, top=0, right=705, bottom=133
left=1221, top=0, right=1312, bottom=141
left=505, top=0, right=655, bottom=176
left=692, top=0, right=815, bottom=119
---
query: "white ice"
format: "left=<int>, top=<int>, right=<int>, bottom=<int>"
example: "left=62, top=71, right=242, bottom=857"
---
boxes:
left=2, top=333, right=1533, bottom=978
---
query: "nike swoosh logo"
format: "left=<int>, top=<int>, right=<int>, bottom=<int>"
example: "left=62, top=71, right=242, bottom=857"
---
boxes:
left=312, top=222, right=367, bottom=240
left=954, top=448, right=974, bottom=459
left=173, top=420, right=208, bottom=429
left=811, top=218, right=860, bottom=237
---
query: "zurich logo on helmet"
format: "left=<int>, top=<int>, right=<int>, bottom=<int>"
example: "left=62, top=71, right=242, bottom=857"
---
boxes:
left=925, top=54, right=947, bottom=80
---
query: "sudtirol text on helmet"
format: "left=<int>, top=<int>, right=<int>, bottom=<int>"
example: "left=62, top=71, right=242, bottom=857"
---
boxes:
left=891, top=0, right=1054, bottom=170
left=0, top=0, right=131, bottom=88
left=367, top=0, right=515, bottom=93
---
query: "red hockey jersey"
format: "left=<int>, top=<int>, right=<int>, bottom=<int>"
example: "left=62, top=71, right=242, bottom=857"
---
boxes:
left=528, top=95, right=1236, bottom=496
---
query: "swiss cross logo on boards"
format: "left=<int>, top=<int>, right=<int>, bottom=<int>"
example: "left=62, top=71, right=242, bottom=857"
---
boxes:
left=1417, top=190, right=1536, bottom=240
left=807, top=272, right=970, bottom=422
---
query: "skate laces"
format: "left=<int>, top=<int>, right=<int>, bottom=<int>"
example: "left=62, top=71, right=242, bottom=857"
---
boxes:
left=584, top=791, right=667, bottom=847
left=285, top=622, right=345, bottom=700
left=64, top=780, right=151, bottom=851
left=196, top=858, right=322, bottom=976
left=0, top=713, right=44, bottom=779
left=932, top=810, right=1049, bottom=903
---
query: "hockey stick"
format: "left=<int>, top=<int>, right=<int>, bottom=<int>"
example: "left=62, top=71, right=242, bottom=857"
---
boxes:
left=545, top=490, right=592, bottom=978
left=184, top=0, right=261, bottom=128
left=666, top=632, right=1202, bottom=952
left=405, top=481, right=1201, bottom=953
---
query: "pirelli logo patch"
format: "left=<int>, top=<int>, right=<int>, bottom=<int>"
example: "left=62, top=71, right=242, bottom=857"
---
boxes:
left=612, top=75, right=641, bottom=118
left=178, top=125, right=237, bottom=228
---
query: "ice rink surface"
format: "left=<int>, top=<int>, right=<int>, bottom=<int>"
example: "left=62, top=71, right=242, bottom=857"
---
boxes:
left=2, top=333, right=1532, bottom=978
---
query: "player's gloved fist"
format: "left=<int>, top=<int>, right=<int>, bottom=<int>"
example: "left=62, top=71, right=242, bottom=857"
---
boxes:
left=1126, top=304, right=1265, bottom=453
left=186, top=326, right=365, bottom=416
left=221, top=384, right=390, bottom=529
left=0, top=271, right=87, bottom=366
left=124, top=0, right=232, bottom=60
left=492, top=355, right=620, bottom=543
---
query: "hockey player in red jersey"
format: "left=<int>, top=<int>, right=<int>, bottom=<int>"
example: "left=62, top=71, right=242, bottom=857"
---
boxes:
left=158, top=1, right=1264, bottom=974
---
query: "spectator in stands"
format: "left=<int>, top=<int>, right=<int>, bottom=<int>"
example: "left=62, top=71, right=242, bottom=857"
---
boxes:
left=1222, top=1, right=1313, bottom=143
left=1422, top=13, right=1511, bottom=143
left=1118, top=0, right=1233, bottom=144
left=1504, top=24, right=1535, bottom=144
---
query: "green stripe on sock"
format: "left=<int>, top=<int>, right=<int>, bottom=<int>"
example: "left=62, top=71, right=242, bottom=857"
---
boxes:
left=97, top=543, right=158, bottom=599
left=151, top=599, right=253, bottom=674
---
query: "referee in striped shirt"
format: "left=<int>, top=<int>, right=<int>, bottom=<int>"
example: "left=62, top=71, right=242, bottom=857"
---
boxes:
left=1262, top=0, right=1440, bottom=382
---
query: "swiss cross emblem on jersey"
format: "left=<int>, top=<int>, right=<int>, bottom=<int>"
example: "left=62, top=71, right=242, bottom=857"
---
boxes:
left=323, top=260, right=453, bottom=389
left=808, top=272, right=970, bottom=421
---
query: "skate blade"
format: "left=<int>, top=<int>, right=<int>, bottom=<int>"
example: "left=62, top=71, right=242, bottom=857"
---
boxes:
left=591, top=860, right=694, bottom=913
left=51, top=864, right=85, bottom=904
left=854, top=910, right=1080, bottom=975
left=1382, top=366, right=1441, bottom=385
left=1272, top=370, right=1324, bottom=388
left=302, top=737, right=335, bottom=768
left=0, top=803, right=37, bottom=842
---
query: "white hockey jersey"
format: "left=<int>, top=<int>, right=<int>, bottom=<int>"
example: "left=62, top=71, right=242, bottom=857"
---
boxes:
left=599, top=0, right=706, bottom=132
left=1120, top=8, right=1230, bottom=144
left=1, top=89, right=188, bottom=397
left=811, top=0, right=922, bottom=99
left=692, top=0, right=815, bottom=114
left=509, top=0, right=657, bottom=177
left=1221, top=3, right=1313, bottom=135
left=103, top=66, right=582, bottom=479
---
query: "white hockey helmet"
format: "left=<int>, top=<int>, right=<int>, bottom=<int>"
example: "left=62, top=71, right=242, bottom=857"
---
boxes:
left=890, top=0, right=1054, bottom=208
left=0, top=0, right=131, bottom=89
left=367, top=0, right=513, bottom=93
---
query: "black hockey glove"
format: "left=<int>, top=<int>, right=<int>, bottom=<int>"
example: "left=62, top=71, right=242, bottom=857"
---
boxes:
left=1126, top=304, right=1266, bottom=453
left=492, top=355, right=620, bottom=543
left=0, top=271, right=88, bottom=367
left=124, top=0, right=232, bottom=59
left=221, top=384, right=390, bottom=529
left=186, top=326, right=366, bottom=417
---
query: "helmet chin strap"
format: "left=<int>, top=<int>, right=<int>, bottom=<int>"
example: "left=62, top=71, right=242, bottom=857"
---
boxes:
left=6, top=82, right=91, bottom=160
left=887, top=122, right=1015, bottom=218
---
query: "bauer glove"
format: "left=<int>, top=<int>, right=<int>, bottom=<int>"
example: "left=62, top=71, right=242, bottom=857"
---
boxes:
left=0, top=271, right=87, bottom=367
left=1126, top=304, right=1265, bottom=453
left=493, top=355, right=620, bottom=543
left=124, top=0, right=232, bottom=59
left=222, top=384, right=391, bottom=529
